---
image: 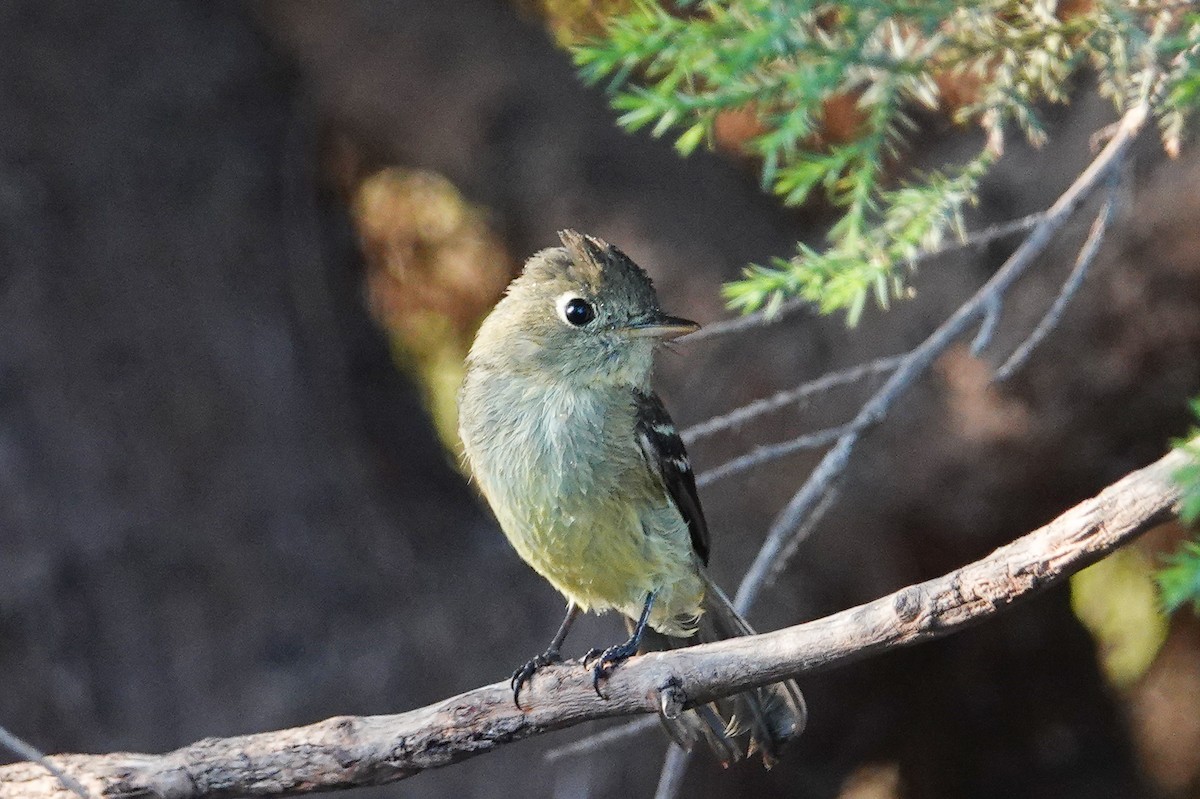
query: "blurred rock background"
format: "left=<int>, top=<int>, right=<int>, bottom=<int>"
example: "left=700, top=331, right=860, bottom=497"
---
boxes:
left=1, top=1, right=1198, bottom=797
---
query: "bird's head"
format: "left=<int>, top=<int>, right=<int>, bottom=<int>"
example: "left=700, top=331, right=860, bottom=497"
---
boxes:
left=467, top=230, right=697, bottom=387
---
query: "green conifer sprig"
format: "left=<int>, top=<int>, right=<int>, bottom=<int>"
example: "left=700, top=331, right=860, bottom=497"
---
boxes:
left=574, top=1, right=1200, bottom=321
left=1160, top=401, right=1200, bottom=615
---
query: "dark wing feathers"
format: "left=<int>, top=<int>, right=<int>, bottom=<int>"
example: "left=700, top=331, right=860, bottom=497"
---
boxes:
left=633, top=390, right=710, bottom=565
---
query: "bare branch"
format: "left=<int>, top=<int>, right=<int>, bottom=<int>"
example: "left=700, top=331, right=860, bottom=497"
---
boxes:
left=682, top=355, right=904, bottom=445
left=543, top=717, right=659, bottom=762
left=653, top=744, right=690, bottom=799
left=970, top=295, right=1003, bottom=356
left=683, top=297, right=809, bottom=343
left=993, top=184, right=1116, bottom=382
left=0, top=441, right=1189, bottom=799
left=695, top=423, right=857, bottom=488
left=682, top=212, right=1044, bottom=345
left=732, top=98, right=1151, bottom=618
left=763, top=487, right=841, bottom=589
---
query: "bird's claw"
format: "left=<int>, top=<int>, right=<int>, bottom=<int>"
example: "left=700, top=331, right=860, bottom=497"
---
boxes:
left=510, top=648, right=562, bottom=708
left=583, top=641, right=639, bottom=698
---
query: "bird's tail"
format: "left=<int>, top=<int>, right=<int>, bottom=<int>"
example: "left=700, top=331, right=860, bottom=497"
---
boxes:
left=636, top=574, right=806, bottom=767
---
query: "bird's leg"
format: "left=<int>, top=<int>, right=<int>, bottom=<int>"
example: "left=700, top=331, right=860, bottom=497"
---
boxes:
left=583, top=592, right=656, bottom=697
left=511, top=602, right=580, bottom=708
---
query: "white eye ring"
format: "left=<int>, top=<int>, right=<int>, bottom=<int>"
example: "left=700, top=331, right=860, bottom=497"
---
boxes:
left=556, top=292, right=596, bottom=327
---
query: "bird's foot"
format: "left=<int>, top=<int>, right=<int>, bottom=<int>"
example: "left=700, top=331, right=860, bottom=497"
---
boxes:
left=511, top=648, right=562, bottom=709
left=582, top=639, right=640, bottom=698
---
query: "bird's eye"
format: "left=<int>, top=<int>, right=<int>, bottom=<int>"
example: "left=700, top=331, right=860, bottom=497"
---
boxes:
left=559, top=297, right=595, bottom=327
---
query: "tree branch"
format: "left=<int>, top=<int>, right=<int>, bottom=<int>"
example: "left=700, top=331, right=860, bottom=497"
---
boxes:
left=992, top=180, right=1116, bottom=382
left=695, top=422, right=859, bottom=488
left=681, top=354, right=904, bottom=446
left=1, top=441, right=1190, bottom=799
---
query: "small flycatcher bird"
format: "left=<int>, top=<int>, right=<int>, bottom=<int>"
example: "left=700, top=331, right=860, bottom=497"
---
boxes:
left=458, top=230, right=805, bottom=765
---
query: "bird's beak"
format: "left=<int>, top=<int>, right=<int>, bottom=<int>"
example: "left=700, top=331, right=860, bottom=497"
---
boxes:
left=624, top=314, right=700, bottom=340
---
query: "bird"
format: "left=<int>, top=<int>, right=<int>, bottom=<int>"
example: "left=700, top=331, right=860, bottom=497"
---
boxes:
left=457, top=229, right=805, bottom=765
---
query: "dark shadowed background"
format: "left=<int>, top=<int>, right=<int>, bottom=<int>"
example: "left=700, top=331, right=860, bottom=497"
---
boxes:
left=2, top=1, right=1199, bottom=798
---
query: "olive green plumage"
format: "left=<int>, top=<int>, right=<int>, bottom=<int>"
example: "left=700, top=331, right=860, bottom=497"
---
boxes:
left=458, top=230, right=805, bottom=765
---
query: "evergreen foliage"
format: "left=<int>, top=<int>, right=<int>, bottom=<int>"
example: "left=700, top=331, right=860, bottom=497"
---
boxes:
left=574, top=1, right=1200, bottom=323
left=1160, top=402, right=1200, bottom=614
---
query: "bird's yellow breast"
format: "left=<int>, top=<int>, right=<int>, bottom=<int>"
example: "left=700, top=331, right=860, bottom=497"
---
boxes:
left=458, top=371, right=704, bottom=635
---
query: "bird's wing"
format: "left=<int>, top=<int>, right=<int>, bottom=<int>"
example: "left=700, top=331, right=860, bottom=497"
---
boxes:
left=633, top=389, right=710, bottom=566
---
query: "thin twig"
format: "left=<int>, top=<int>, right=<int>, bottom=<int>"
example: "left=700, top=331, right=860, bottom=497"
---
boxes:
left=695, top=423, right=859, bottom=488
left=542, top=717, right=658, bottom=762
left=0, top=725, right=90, bottom=799
left=763, top=487, right=841, bottom=590
left=993, top=184, right=1116, bottom=382
left=732, top=98, right=1150, bottom=618
left=681, top=355, right=905, bottom=445
left=652, top=745, right=690, bottom=799
left=970, top=295, right=1003, bottom=356
left=683, top=297, right=809, bottom=343
left=0, top=440, right=1188, bottom=798
left=683, top=212, right=1044, bottom=345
